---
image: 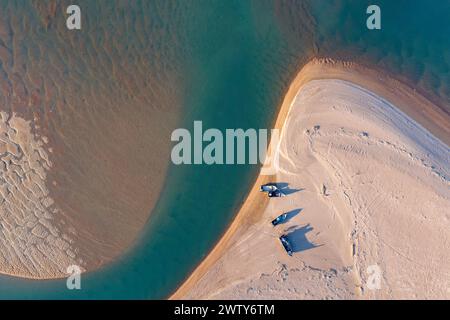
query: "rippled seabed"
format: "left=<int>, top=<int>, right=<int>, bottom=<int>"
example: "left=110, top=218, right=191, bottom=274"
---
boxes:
left=0, top=0, right=448, bottom=298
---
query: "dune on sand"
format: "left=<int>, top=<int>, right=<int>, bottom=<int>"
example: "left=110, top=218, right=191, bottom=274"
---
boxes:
left=172, top=60, right=450, bottom=299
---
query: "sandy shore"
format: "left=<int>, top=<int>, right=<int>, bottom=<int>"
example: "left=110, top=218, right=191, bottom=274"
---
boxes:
left=171, top=59, right=450, bottom=299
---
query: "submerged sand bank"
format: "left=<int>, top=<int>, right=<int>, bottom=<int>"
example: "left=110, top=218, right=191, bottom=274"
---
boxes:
left=0, top=2, right=182, bottom=279
left=172, top=60, right=450, bottom=299
left=0, top=112, right=82, bottom=278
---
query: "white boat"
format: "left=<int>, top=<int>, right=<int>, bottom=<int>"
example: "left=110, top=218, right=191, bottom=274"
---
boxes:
left=260, top=183, right=277, bottom=192
left=268, top=189, right=285, bottom=198
left=279, top=235, right=293, bottom=256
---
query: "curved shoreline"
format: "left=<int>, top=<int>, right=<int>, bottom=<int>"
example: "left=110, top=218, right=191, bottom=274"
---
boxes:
left=170, top=58, right=450, bottom=299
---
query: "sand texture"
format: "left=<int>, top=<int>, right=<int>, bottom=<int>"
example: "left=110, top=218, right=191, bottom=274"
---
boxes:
left=173, top=61, right=450, bottom=299
left=0, top=112, right=82, bottom=278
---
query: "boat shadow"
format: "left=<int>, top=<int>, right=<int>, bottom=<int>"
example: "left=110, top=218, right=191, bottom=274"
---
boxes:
left=284, top=224, right=322, bottom=253
left=271, top=182, right=303, bottom=196
left=278, top=208, right=302, bottom=224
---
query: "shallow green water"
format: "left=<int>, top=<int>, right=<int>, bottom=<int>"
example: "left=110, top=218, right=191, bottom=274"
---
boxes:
left=0, top=0, right=448, bottom=299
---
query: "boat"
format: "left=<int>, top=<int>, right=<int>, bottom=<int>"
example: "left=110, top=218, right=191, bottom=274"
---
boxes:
left=271, top=213, right=288, bottom=226
left=279, top=235, right=293, bottom=256
left=260, top=183, right=277, bottom=192
left=268, top=189, right=284, bottom=197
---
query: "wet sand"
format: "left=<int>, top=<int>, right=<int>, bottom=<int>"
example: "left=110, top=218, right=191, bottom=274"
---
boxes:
left=172, top=59, right=450, bottom=299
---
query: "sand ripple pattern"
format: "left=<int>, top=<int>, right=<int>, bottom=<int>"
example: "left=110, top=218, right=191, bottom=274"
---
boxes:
left=0, top=112, right=81, bottom=278
left=0, top=0, right=186, bottom=277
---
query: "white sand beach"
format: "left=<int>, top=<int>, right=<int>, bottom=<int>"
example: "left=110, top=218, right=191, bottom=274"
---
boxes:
left=173, top=64, right=450, bottom=299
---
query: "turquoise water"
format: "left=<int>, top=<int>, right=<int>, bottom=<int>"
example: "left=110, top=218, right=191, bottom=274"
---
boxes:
left=0, top=0, right=448, bottom=299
